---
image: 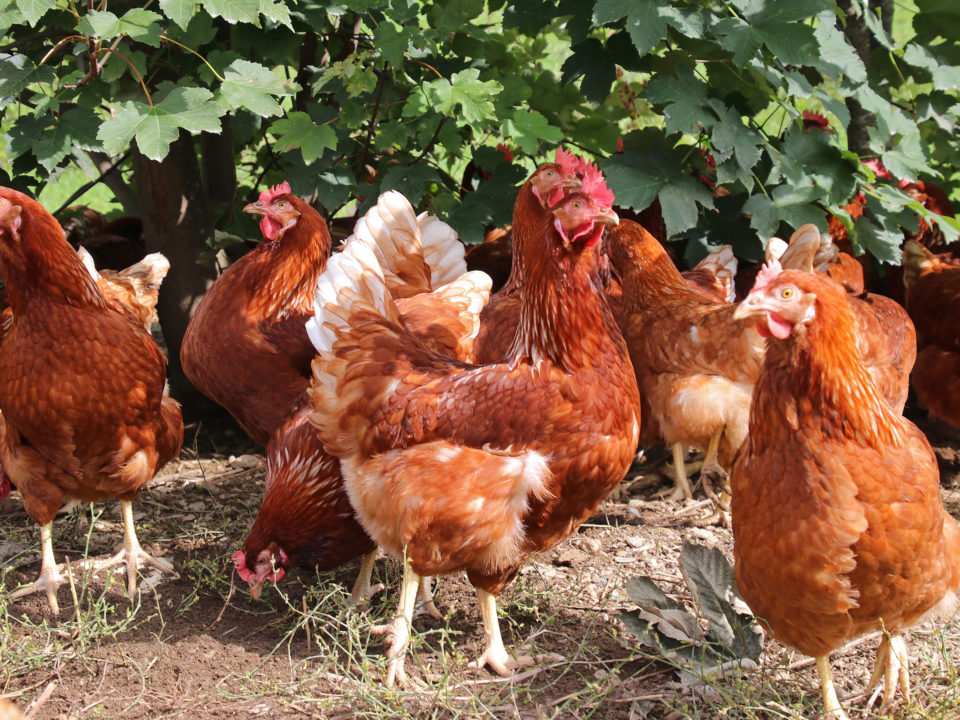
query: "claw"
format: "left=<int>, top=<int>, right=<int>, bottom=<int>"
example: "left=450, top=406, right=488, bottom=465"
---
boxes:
left=90, top=500, right=175, bottom=595
left=9, top=522, right=63, bottom=615
left=865, top=632, right=910, bottom=713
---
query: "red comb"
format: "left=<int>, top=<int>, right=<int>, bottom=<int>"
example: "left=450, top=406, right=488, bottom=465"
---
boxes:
left=555, top=147, right=579, bottom=177
left=863, top=158, right=891, bottom=181
left=258, top=181, right=291, bottom=203
left=751, top=257, right=783, bottom=294
left=580, top=163, right=615, bottom=207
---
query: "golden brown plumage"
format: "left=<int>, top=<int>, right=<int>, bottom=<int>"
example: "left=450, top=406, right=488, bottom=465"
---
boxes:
left=181, top=182, right=331, bottom=446
left=903, top=241, right=960, bottom=428
left=235, top=192, right=484, bottom=603
left=0, top=187, right=182, bottom=614
left=608, top=219, right=764, bottom=504
left=732, top=266, right=960, bottom=718
left=307, top=183, right=639, bottom=684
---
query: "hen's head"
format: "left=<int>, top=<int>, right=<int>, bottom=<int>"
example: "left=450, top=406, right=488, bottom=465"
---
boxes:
left=551, top=191, right=619, bottom=249
left=244, top=181, right=302, bottom=242
left=529, top=162, right=580, bottom=208
left=232, top=543, right=288, bottom=600
left=733, top=260, right=835, bottom=339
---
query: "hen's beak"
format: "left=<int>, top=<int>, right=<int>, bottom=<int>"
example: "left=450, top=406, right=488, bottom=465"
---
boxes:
left=243, top=200, right=266, bottom=216
left=249, top=578, right=266, bottom=601
left=597, top=208, right=620, bottom=227
left=562, top=176, right=582, bottom=190
left=732, top=292, right=768, bottom=321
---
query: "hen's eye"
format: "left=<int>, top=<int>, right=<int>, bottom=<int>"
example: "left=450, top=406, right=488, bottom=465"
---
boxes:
left=544, top=169, right=555, bottom=178
left=780, top=287, right=795, bottom=300
left=572, top=201, right=582, bottom=210
left=277, top=201, right=288, bottom=208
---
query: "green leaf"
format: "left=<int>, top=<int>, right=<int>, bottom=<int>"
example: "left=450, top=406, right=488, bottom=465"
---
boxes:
left=202, top=0, right=259, bottom=25
left=708, top=102, right=762, bottom=171
left=271, top=111, right=337, bottom=164
left=813, top=10, right=866, bottom=84
left=0, top=53, right=56, bottom=101
left=561, top=38, right=617, bottom=103
left=259, top=0, right=291, bottom=29
left=644, top=69, right=711, bottom=135
left=850, top=215, right=902, bottom=263
left=659, top=176, right=715, bottom=235
left=742, top=184, right=827, bottom=240
left=98, top=86, right=223, bottom=161
left=373, top=21, right=406, bottom=67
left=220, top=59, right=298, bottom=117
left=624, top=0, right=669, bottom=57
left=602, top=148, right=679, bottom=212
left=502, top=108, right=563, bottom=155
left=119, top=8, right=163, bottom=46
left=903, top=44, right=960, bottom=90
left=158, top=0, right=196, bottom=30
left=714, top=17, right=763, bottom=67
left=426, top=68, right=501, bottom=125
left=77, top=10, right=121, bottom=38
left=15, top=0, right=56, bottom=26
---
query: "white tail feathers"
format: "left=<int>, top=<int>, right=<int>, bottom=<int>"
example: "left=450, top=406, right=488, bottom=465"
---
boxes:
left=695, top=245, right=738, bottom=303
left=347, top=191, right=423, bottom=290
left=765, top=237, right=788, bottom=262
left=813, top=234, right=839, bottom=273
left=779, top=224, right=822, bottom=273
left=306, top=239, right=395, bottom=355
left=76, top=246, right=101, bottom=280
left=418, top=212, right=466, bottom=287
left=119, top=253, right=171, bottom=289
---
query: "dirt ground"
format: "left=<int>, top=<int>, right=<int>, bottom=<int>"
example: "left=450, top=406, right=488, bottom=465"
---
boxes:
left=1, top=414, right=959, bottom=720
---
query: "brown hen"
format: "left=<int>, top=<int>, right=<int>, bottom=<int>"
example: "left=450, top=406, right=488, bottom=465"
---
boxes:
left=0, top=188, right=182, bottom=614
left=732, top=264, right=960, bottom=719
left=307, top=178, right=639, bottom=684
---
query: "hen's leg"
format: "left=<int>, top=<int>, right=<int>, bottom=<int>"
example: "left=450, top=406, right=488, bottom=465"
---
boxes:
left=10, top=522, right=64, bottom=615
left=348, top=550, right=385, bottom=606
left=91, top=500, right=174, bottom=595
left=370, top=561, right=420, bottom=687
left=415, top=575, right=444, bottom=620
left=664, top=443, right=694, bottom=501
left=816, top=655, right=851, bottom=720
left=468, top=587, right=535, bottom=676
left=698, top=429, right=728, bottom=504
left=865, top=632, right=910, bottom=712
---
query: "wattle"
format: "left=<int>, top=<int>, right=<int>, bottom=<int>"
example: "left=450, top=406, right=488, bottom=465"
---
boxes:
left=260, top=216, right=282, bottom=241
left=766, top=311, right=792, bottom=339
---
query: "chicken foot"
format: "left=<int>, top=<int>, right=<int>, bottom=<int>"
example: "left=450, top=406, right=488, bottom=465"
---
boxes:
left=415, top=575, right=444, bottom=621
left=865, top=631, right=910, bottom=712
left=816, top=655, right=851, bottom=720
left=690, top=430, right=732, bottom=527
left=9, top=522, right=65, bottom=615
left=468, top=587, right=535, bottom=677
left=369, top=561, right=420, bottom=687
left=90, top=500, right=175, bottom=595
left=348, top=550, right=385, bottom=606
left=663, top=443, right=695, bottom=501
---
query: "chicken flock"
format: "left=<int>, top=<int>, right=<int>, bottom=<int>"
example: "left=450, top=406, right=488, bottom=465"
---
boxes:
left=1, top=147, right=959, bottom=718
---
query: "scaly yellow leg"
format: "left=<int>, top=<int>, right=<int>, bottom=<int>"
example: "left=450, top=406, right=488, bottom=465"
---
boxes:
left=370, top=561, right=420, bottom=686
left=10, top=522, right=64, bottom=615
left=816, top=655, right=851, bottom=720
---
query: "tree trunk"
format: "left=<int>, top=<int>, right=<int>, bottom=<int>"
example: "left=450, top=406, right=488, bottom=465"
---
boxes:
left=132, top=131, right=218, bottom=410
left=838, top=0, right=875, bottom=158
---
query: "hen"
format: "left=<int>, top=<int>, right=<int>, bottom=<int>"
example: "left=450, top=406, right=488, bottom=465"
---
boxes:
left=235, top=192, right=486, bottom=605
left=903, top=241, right=960, bottom=429
left=306, top=174, right=639, bottom=684
left=731, top=262, right=960, bottom=719
left=0, top=188, right=183, bottom=614
left=471, top=148, right=581, bottom=363
left=608, top=219, right=764, bottom=505
left=181, top=181, right=330, bottom=446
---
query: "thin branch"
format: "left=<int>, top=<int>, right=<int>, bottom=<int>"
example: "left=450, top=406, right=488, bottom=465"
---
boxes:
left=53, top=150, right=131, bottom=217
left=356, top=67, right=388, bottom=178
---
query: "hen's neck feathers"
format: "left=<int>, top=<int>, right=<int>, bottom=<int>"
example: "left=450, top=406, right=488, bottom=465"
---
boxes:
left=755, top=285, right=905, bottom=450
left=240, top=198, right=331, bottom=322
left=500, top=184, right=544, bottom=294
left=4, top=204, right=109, bottom=314
left=508, top=217, right=621, bottom=372
left=614, top=223, right=703, bottom=313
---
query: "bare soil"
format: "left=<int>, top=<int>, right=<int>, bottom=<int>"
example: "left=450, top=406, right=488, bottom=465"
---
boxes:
left=1, top=414, right=958, bottom=719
